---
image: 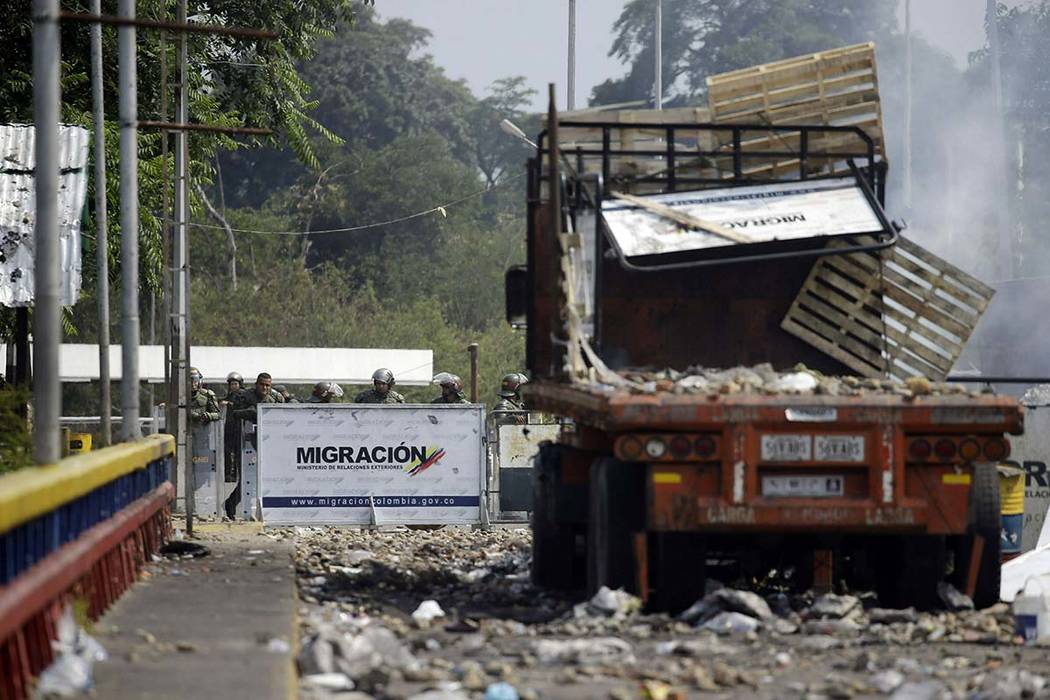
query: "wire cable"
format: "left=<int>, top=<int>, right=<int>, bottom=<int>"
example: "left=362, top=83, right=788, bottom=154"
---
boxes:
left=191, top=173, right=522, bottom=237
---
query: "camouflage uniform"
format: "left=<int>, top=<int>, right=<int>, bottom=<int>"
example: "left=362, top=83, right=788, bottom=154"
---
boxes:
left=493, top=395, right=525, bottom=412
left=354, top=388, right=405, bottom=404
left=190, top=387, right=221, bottom=424
left=231, top=387, right=283, bottom=423
left=431, top=391, right=469, bottom=404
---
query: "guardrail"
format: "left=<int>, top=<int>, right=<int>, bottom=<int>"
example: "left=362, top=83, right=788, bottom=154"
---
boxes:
left=0, top=434, right=175, bottom=700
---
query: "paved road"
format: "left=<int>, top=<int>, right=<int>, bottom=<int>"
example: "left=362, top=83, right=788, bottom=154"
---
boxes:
left=86, top=521, right=297, bottom=700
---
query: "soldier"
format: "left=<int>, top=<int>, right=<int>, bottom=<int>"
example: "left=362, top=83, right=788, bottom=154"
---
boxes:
left=431, top=372, right=469, bottom=404
left=223, top=372, right=243, bottom=404
left=232, top=372, right=283, bottom=423
left=274, top=385, right=299, bottom=403
left=189, top=367, right=220, bottom=424
left=494, top=372, right=528, bottom=412
left=307, top=381, right=343, bottom=403
left=355, top=368, right=405, bottom=404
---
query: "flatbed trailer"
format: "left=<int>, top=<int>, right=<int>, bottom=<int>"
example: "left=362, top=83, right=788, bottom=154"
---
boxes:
left=528, top=384, right=1021, bottom=610
left=506, top=82, right=1023, bottom=611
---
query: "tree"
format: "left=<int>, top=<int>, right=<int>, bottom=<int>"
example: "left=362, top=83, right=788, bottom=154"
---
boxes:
left=591, top=0, right=897, bottom=107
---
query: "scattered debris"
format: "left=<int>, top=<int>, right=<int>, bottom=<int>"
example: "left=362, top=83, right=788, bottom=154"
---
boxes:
left=937, top=582, right=975, bottom=612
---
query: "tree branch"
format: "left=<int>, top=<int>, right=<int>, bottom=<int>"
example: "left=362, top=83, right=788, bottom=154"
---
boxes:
left=194, top=181, right=238, bottom=291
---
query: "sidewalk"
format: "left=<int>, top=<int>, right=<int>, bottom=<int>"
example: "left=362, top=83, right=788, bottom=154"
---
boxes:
left=86, top=521, right=297, bottom=700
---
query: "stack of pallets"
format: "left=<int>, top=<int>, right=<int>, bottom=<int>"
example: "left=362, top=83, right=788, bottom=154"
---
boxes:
left=705, top=42, right=884, bottom=178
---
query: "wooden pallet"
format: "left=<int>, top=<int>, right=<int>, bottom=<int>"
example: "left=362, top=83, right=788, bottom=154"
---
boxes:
left=706, top=43, right=885, bottom=179
left=781, top=236, right=995, bottom=381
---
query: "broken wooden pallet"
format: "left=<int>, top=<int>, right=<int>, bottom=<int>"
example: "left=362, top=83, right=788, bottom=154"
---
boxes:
left=781, top=236, right=995, bottom=381
left=706, top=42, right=885, bottom=179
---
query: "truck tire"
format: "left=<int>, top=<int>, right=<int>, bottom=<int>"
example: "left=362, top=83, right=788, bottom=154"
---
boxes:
left=951, top=461, right=1002, bottom=609
left=587, top=457, right=646, bottom=596
left=875, top=535, right=946, bottom=610
left=531, top=443, right=578, bottom=589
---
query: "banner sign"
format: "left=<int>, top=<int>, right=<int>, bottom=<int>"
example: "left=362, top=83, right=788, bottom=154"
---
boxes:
left=601, top=177, right=883, bottom=257
left=257, top=404, right=485, bottom=525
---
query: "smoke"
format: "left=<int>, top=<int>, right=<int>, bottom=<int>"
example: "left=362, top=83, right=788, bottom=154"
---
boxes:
left=874, top=3, right=1050, bottom=382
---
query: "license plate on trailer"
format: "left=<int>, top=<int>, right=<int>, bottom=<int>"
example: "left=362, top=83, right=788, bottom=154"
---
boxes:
left=763, top=475, right=845, bottom=498
left=814, top=435, right=865, bottom=462
left=760, top=434, right=811, bottom=462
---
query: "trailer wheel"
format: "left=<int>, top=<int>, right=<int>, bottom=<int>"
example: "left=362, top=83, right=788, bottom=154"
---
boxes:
left=951, top=461, right=1002, bottom=609
left=531, top=443, right=578, bottom=589
left=875, top=535, right=946, bottom=610
left=587, top=457, right=646, bottom=596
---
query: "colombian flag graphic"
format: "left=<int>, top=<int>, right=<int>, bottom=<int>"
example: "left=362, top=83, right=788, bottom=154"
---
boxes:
left=405, top=447, right=446, bottom=477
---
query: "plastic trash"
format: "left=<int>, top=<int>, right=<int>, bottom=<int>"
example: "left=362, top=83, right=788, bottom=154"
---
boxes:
left=35, top=605, right=108, bottom=697
left=412, top=600, right=446, bottom=625
left=484, top=682, right=520, bottom=700
left=1013, top=574, right=1050, bottom=644
left=701, top=611, right=761, bottom=635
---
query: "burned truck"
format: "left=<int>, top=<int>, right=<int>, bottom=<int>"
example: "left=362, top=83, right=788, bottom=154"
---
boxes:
left=506, top=45, right=1021, bottom=611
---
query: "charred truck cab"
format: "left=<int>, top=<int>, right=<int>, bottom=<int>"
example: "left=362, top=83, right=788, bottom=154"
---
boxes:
left=506, top=82, right=1021, bottom=611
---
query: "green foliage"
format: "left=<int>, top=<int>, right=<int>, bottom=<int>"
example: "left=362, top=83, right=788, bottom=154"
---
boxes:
left=0, top=387, right=32, bottom=473
left=592, top=0, right=897, bottom=107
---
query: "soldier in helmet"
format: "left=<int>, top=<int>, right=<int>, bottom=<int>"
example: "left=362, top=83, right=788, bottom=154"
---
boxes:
left=274, top=385, right=299, bottom=403
left=431, top=372, right=469, bottom=404
left=494, top=372, right=528, bottom=412
left=307, top=381, right=344, bottom=403
left=223, top=372, right=244, bottom=405
left=355, top=368, right=405, bottom=404
left=189, top=367, right=221, bottom=424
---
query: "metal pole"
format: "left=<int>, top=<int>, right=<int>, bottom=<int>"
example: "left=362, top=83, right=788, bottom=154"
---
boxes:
left=654, top=0, right=662, bottom=110
left=175, top=0, right=193, bottom=532
left=903, top=0, right=912, bottom=211
left=31, top=0, right=61, bottom=464
left=90, top=0, right=111, bottom=447
left=986, top=0, right=1012, bottom=278
left=468, top=343, right=479, bottom=403
left=567, top=0, right=576, bottom=111
left=118, top=0, right=141, bottom=441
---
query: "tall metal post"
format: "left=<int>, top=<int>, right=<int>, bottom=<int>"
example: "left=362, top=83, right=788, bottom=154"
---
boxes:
left=118, top=0, right=141, bottom=441
left=90, top=0, right=111, bottom=446
left=467, top=343, right=479, bottom=403
left=31, top=0, right=61, bottom=464
left=654, top=0, right=662, bottom=110
left=903, top=0, right=912, bottom=211
left=174, top=0, right=194, bottom=530
left=567, top=0, right=576, bottom=111
left=986, top=0, right=1012, bottom=278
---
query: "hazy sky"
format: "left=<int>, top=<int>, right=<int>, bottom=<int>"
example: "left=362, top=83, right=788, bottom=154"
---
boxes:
left=376, top=0, right=1011, bottom=110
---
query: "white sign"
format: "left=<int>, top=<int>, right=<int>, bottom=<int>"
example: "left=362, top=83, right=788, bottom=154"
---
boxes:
left=601, top=177, right=883, bottom=257
left=760, top=434, right=812, bottom=462
left=814, top=435, right=866, bottom=463
left=257, top=404, right=485, bottom=525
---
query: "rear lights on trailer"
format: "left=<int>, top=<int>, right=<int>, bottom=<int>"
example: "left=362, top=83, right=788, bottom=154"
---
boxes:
left=614, top=433, right=721, bottom=462
left=906, top=435, right=1009, bottom=463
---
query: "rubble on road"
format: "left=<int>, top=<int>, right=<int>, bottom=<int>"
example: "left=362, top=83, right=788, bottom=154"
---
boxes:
left=583, top=362, right=989, bottom=399
left=291, top=526, right=1044, bottom=700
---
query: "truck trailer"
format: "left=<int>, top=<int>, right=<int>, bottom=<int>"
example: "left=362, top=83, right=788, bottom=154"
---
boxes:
left=506, top=81, right=1021, bottom=611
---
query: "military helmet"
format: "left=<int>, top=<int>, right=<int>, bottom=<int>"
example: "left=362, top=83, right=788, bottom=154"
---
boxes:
left=433, top=372, right=464, bottom=392
left=372, top=368, right=395, bottom=386
left=500, top=372, right=528, bottom=398
left=226, top=372, right=243, bottom=384
left=190, top=367, right=203, bottom=389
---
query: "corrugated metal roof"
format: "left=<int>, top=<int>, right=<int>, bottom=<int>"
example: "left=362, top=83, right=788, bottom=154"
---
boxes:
left=0, top=123, right=91, bottom=307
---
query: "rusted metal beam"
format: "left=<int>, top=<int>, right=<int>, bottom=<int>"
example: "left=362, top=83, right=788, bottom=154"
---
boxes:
left=137, top=121, right=272, bottom=136
left=59, top=11, right=277, bottom=39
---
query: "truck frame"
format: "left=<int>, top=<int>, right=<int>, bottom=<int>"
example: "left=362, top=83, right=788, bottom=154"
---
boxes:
left=506, top=109, right=1022, bottom=611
